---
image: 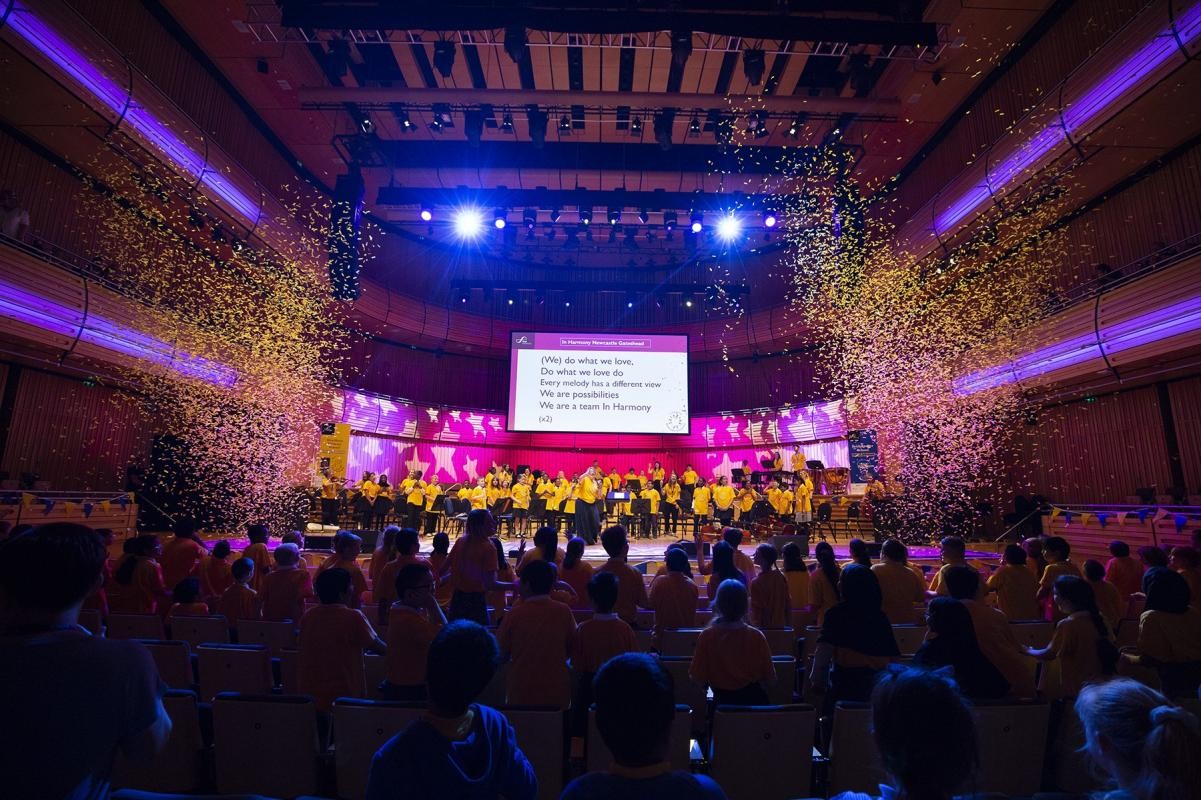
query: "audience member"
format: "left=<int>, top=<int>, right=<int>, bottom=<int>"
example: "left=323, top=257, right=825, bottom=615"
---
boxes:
left=281, top=530, right=305, bottom=549
left=0, top=523, right=170, bottom=799
left=81, top=527, right=115, bottom=617
left=373, top=527, right=427, bottom=614
left=811, top=564, right=899, bottom=711
left=873, top=539, right=926, bottom=624
left=516, top=525, right=563, bottom=575
left=366, top=621, right=536, bottom=800
left=0, top=189, right=30, bottom=241
left=1105, top=539, right=1144, bottom=601
left=647, top=547, right=699, bottom=637
left=298, top=567, right=385, bottom=712
left=945, top=565, right=1035, bottom=697
left=562, top=653, right=727, bottom=800
left=381, top=563, right=445, bottom=702
left=722, top=527, right=756, bottom=576
left=781, top=541, right=811, bottom=614
left=439, top=509, right=508, bottom=626
left=1027, top=575, right=1118, bottom=698
left=199, top=539, right=233, bottom=601
left=1075, top=678, right=1201, bottom=800
left=846, top=537, right=872, bottom=569
left=426, top=531, right=452, bottom=606
left=572, top=572, right=638, bottom=731
left=1123, top=567, right=1201, bottom=697
left=316, top=531, right=367, bottom=609
left=930, top=536, right=974, bottom=595
left=108, top=534, right=167, bottom=614
left=986, top=544, right=1042, bottom=620
left=242, top=523, right=272, bottom=592
left=159, top=518, right=207, bottom=593
left=596, top=525, right=648, bottom=626
left=749, top=543, right=790, bottom=627
left=1038, top=536, right=1083, bottom=621
left=497, top=558, right=576, bottom=708
left=810, top=540, right=840, bottom=624
left=913, top=597, right=1008, bottom=699
left=217, top=557, right=259, bottom=629
left=1138, top=545, right=1169, bottom=570
left=166, top=576, right=208, bottom=621
left=489, top=536, right=517, bottom=616
left=831, top=667, right=978, bottom=800
left=691, top=579, right=775, bottom=706
left=1083, top=558, right=1124, bottom=630
left=1169, top=546, right=1201, bottom=608
left=368, top=526, right=399, bottom=583
left=700, top=540, right=746, bottom=602
left=259, top=542, right=314, bottom=622
left=560, top=536, right=595, bottom=609
left=1024, top=536, right=1048, bottom=580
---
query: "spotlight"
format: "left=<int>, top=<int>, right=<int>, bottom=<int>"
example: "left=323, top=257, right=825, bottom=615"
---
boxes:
left=212, top=225, right=227, bottom=243
left=608, top=208, right=621, bottom=226
left=420, top=204, right=434, bottom=222
left=638, top=209, right=649, bottom=224
left=787, top=113, right=806, bottom=138
left=505, top=290, right=517, bottom=306
left=579, top=208, right=592, bottom=226
left=500, top=112, right=514, bottom=132
left=564, top=298, right=572, bottom=307
left=396, top=107, right=415, bottom=131
left=626, top=292, right=637, bottom=309
left=523, top=209, right=537, bottom=230
left=688, top=116, right=701, bottom=137
left=630, top=116, right=643, bottom=135
left=684, top=298, right=694, bottom=308
left=559, top=115, right=571, bottom=133
left=743, top=48, right=765, bottom=85
left=747, top=110, right=769, bottom=138
left=763, top=211, right=777, bottom=228
left=453, top=208, right=485, bottom=238
left=664, top=211, right=678, bottom=231
left=433, top=41, right=456, bottom=78
left=689, top=212, right=703, bottom=233
left=716, top=214, right=741, bottom=241
left=493, top=209, right=507, bottom=229
left=231, top=238, right=246, bottom=253
left=549, top=207, right=561, bottom=223
left=359, top=116, right=374, bottom=134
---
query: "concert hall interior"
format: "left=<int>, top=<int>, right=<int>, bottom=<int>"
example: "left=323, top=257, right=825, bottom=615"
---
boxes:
left=2, top=1, right=1201, bottom=799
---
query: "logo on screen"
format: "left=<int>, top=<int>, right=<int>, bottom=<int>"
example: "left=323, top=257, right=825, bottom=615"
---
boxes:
left=513, top=334, right=532, bottom=348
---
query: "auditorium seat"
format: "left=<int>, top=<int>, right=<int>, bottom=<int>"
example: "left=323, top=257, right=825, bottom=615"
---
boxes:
left=169, top=615, right=230, bottom=648
left=110, top=690, right=206, bottom=794
left=972, top=700, right=1050, bottom=795
left=762, top=627, right=800, bottom=657
left=502, top=706, right=567, bottom=800
left=1009, top=621, right=1054, bottom=649
left=695, top=609, right=713, bottom=626
left=78, top=607, right=103, bottom=636
left=658, top=657, right=708, bottom=736
left=1114, top=617, right=1140, bottom=649
left=331, top=698, right=424, bottom=800
left=891, top=624, right=926, bottom=656
left=789, top=608, right=817, bottom=630
left=708, top=704, right=816, bottom=800
left=766, top=657, right=798, bottom=705
left=572, top=609, right=593, bottom=624
left=634, top=629, right=654, bottom=652
left=278, top=648, right=300, bottom=694
left=107, top=613, right=166, bottom=640
left=197, top=643, right=273, bottom=701
left=659, top=628, right=703, bottom=657
left=477, top=660, right=508, bottom=707
left=828, top=701, right=887, bottom=795
left=586, top=704, right=691, bottom=773
left=136, top=640, right=194, bottom=689
left=236, top=619, right=297, bottom=654
left=212, top=693, right=320, bottom=797
left=635, top=609, right=655, bottom=629
left=363, top=653, right=387, bottom=699
left=1047, top=697, right=1102, bottom=795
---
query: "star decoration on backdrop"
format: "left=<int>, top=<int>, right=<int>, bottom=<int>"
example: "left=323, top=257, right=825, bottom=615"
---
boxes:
left=466, top=413, right=486, bottom=438
left=707, top=452, right=743, bottom=481
left=463, top=455, right=480, bottom=482
left=425, top=407, right=440, bottom=423
left=430, top=445, right=458, bottom=481
left=404, top=448, right=430, bottom=477
left=702, top=423, right=717, bottom=448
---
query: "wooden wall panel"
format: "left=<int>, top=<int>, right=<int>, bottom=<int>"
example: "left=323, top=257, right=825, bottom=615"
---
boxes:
left=1169, top=376, right=1201, bottom=492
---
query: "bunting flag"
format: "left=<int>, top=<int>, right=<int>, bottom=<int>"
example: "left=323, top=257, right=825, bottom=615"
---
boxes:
left=63, top=501, right=78, bottom=514
left=1137, top=508, right=1151, bottom=523
left=41, top=499, right=55, bottom=513
left=126, top=492, right=136, bottom=504
left=99, top=500, right=111, bottom=512
left=21, top=493, right=35, bottom=507
left=1175, top=514, right=1188, bottom=532
left=1097, top=512, right=1110, bottom=528
left=116, top=495, right=129, bottom=508
left=1063, top=512, right=1074, bottom=525
left=1050, top=507, right=1062, bottom=522
left=82, top=502, right=94, bottom=518
left=1153, top=508, right=1169, bottom=524
left=1114, top=512, right=1127, bottom=527
left=1079, top=513, right=1094, bottom=527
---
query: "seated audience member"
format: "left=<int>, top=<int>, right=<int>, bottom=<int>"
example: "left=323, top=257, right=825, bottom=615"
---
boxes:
left=1169, top=546, right=1201, bottom=608
left=81, top=527, right=115, bottom=618
left=845, top=538, right=873, bottom=569
left=721, top=527, right=756, bottom=576
left=698, top=540, right=747, bottom=602
left=367, top=621, right=536, bottom=800
left=690, top=579, right=775, bottom=706
left=749, top=543, right=790, bottom=628
left=1075, top=678, right=1201, bottom=800
left=368, top=526, right=399, bottom=584
left=426, top=531, right=452, bottom=606
left=597, top=525, right=648, bottom=626
left=1027, top=575, right=1118, bottom=698
left=1038, top=536, right=1083, bottom=621
left=810, top=541, right=841, bottom=625
left=781, top=541, right=811, bottom=614
left=242, top=523, right=272, bottom=592
left=373, top=527, right=427, bottom=615
left=199, top=539, right=234, bottom=601
left=217, top=557, right=259, bottom=629
left=259, top=542, right=314, bottom=622
left=810, top=564, right=899, bottom=711
left=647, top=548, right=699, bottom=637
left=281, top=530, right=305, bottom=549
left=166, top=576, right=209, bottom=621
left=929, top=536, right=974, bottom=595
left=1105, top=539, right=1144, bottom=601
left=831, top=667, right=978, bottom=800
left=1123, top=567, right=1201, bottom=697
left=1138, top=544, right=1169, bottom=571
left=572, top=572, right=638, bottom=730
left=945, top=565, right=1035, bottom=697
left=439, top=509, right=508, bottom=626
left=873, top=539, right=926, bottom=625
left=317, top=531, right=367, bottom=608
left=489, top=536, right=517, bottom=617
left=381, top=563, right=446, bottom=702
left=1024, top=536, right=1047, bottom=580
left=160, top=518, right=207, bottom=592
left=497, top=558, right=576, bottom=708
left=1084, top=558, right=1124, bottom=630
left=108, top=534, right=168, bottom=615
left=516, top=525, right=563, bottom=575
left=298, top=567, right=386, bottom=712
left=560, top=536, right=595, bottom=609
left=913, top=597, right=1008, bottom=699
left=562, top=653, right=727, bottom=800
left=986, top=544, right=1042, bottom=620
left=0, top=524, right=171, bottom=799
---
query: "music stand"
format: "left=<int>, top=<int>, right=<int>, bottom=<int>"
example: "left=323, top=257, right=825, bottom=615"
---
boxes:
left=759, top=458, right=775, bottom=469
left=626, top=479, right=642, bottom=493
left=732, top=468, right=746, bottom=484
left=805, top=460, right=825, bottom=471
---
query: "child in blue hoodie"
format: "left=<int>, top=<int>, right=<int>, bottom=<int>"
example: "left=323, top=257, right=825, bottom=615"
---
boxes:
left=366, top=620, right=536, bottom=800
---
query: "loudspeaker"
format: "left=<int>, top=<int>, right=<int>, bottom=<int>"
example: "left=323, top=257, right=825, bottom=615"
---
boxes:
left=865, top=541, right=883, bottom=558
left=770, top=533, right=810, bottom=558
left=353, top=529, right=380, bottom=552
left=679, top=540, right=710, bottom=557
left=305, top=534, right=335, bottom=551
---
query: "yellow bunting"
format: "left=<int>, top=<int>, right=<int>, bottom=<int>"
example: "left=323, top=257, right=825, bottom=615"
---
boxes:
left=21, top=493, right=35, bottom=507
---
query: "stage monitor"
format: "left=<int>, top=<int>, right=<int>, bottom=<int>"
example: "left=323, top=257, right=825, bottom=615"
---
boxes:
left=507, top=332, right=690, bottom=434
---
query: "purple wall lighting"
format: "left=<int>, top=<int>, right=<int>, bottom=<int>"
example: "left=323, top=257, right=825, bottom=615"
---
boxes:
left=954, top=292, right=1201, bottom=395
left=4, top=2, right=263, bottom=224
left=934, top=0, right=1201, bottom=236
left=0, top=277, right=238, bottom=386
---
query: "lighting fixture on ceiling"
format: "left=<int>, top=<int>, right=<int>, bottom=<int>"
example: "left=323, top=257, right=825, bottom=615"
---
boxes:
left=763, top=211, right=778, bottom=228
left=558, top=115, right=571, bottom=133
left=579, top=208, right=592, bottom=226
left=493, top=209, right=507, bottom=229
left=688, top=116, right=701, bottom=137
left=716, top=214, right=741, bottom=241
left=453, top=208, right=485, bottom=238
left=663, top=211, right=678, bottom=231
left=523, top=208, right=537, bottom=229
left=419, top=204, right=433, bottom=223
left=638, top=209, right=649, bottom=224
left=630, top=116, right=643, bottom=135
left=608, top=208, right=621, bottom=226
left=549, top=207, right=561, bottom=223
left=500, top=112, right=514, bottom=132
left=689, top=212, right=703, bottom=234
left=743, top=48, right=766, bottom=85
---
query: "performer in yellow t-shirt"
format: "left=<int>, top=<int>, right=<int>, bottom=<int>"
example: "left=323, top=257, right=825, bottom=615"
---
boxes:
left=639, top=484, right=661, bottom=536
left=794, top=470, right=815, bottom=523
left=691, top=477, right=712, bottom=535
left=422, top=476, right=443, bottom=534
left=469, top=478, right=489, bottom=510
left=662, top=476, right=682, bottom=536
left=791, top=445, right=806, bottom=474
left=649, top=461, right=666, bottom=492
left=711, top=476, right=736, bottom=526
left=736, top=483, right=758, bottom=522
left=511, top=474, right=531, bottom=537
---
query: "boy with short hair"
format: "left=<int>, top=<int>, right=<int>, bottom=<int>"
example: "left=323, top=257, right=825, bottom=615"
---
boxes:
left=497, top=559, right=577, bottom=708
left=929, top=536, right=975, bottom=595
left=561, top=654, right=727, bottom=799
left=200, top=540, right=234, bottom=601
left=373, top=527, right=429, bottom=616
left=260, top=542, right=314, bottom=622
left=573, top=572, right=638, bottom=675
left=298, top=568, right=386, bottom=712
left=217, top=557, right=260, bottom=629
left=1038, top=536, right=1082, bottom=621
left=1104, top=540, right=1144, bottom=600
left=381, top=563, right=447, bottom=702
left=986, top=544, right=1041, bottom=620
left=167, top=577, right=209, bottom=622
left=242, top=524, right=272, bottom=592
left=366, top=622, right=536, bottom=800
left=749, top=543, right=790, bottom=628
left=724, top=527, right=756, bottom=577
left=316, top=531, right=367, bottom=608
left=596, top=525, right=648, bottom=626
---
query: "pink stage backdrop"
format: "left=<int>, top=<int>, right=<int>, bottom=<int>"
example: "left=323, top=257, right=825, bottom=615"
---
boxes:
left=339, top=389, right=848, bottom=486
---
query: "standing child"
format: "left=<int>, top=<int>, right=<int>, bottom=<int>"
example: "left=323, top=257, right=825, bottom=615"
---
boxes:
left=872, top=539, right=926, bottom=625
left=560, top=537, right=595, bottom=610
left=571, top=572, right=638, bottom=732
left=781, top=542, right=811, bottom=617
left=373, top=528, right=428, bottom=614
left=426, top=532, right=452, bottom=607
left=1038, top=536, right=1083, bottom=622
left=496, top=559, right=577, bottom=708
left=1083, top=559, right=1124, bottom=631
left=1169, top=546, right=1201, bottom=609
left=749, top=544, right=790, bottom=628
left=217, top=558, right=260, bottom=631
left=260, top=543, right=314, bottom=622
left=810, top=541, right=840, bottom=625
left=596, top=525, right=648, bottom=626
left=166, top=577, right=210, bottom=622
left=1027, top=575, right=1117, bottom=699
left=929, top=536, right=976, bottom=596
left=1104, top=540, right=1144, bottom=602
left=298, top=568, right=386, bottom=713
left=987, top=544, right=1042, bottom=620
left=241, top=524, right=272, bottom=593
left=381, top=563, right=446, bottom=702
left=160, top=519, right=207, bottom=593
left=647, top=548, right=699, bottom=639
left=691, top=579, right=775, bottom=706
left=108, top=535, right=168, bottom=615
left=369, top=527, right=399, bottom=584
left=316, top=531, right=368, bottom=609
left=200, top=540, right=234, bottom=603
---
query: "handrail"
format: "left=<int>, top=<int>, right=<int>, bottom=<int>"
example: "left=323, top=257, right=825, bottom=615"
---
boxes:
left=994, top=505, right=1044, bottom=542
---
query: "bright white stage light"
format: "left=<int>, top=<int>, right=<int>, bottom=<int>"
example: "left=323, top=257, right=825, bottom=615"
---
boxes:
left=716, top=214, right=742, bottom=241
left=454, top=208, right=485, bottom=238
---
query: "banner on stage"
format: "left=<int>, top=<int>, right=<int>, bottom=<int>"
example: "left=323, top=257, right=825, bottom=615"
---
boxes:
left=847, top=429, right=879, bottom=485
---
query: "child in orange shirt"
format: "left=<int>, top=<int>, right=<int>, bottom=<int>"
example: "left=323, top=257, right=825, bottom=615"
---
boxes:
left=166, top=577, right=210, bottom=622
left=647, top=548, right=699, bottom=638
left=596, top=525, right=648, bottom=626
left=218, top=557, right=260, bottom=631
left=241, top=524, right=272, bottom=593
left=496, top=559, right=577, bottom=709
left=298, top=568, right=386, bottom=713
left=1038, top=536, right=1083, bottom=621
left=1104, top=540, right=1144, bottom=601
left=560, top=537, right=595, bottom=610
left=260, top=543, right=314, bottom=622
left=1083, top=559, right=1124, bottom=630
left=930, top=536, right=975, bottom=596
left=381, top=563, right=447, bottom=702
left=571, top=571, right=637, bottom=734
left=750, top=543, right=790, bottom=628
left=987, top=544, right=1042, bottom=620
left=426, top=532, right=452, bottom=606
left=781, top=542, right=811, bottom=617
left=160, top=519, right=207, bottom=593
left=690, top=579, right=775, bottom=706
left=316, top=532, right=367, bottom=609
left=1027, top=575, right=1117, bottom=698
left=373, top=528, right=428, bottom=617
left=1168, top=546, right=1201, bottom=609
left=369, top=526, right=399, bottom=583
left=109, top=535, right=168, bottom=615
left=200, top=540, right=234, bottom=603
